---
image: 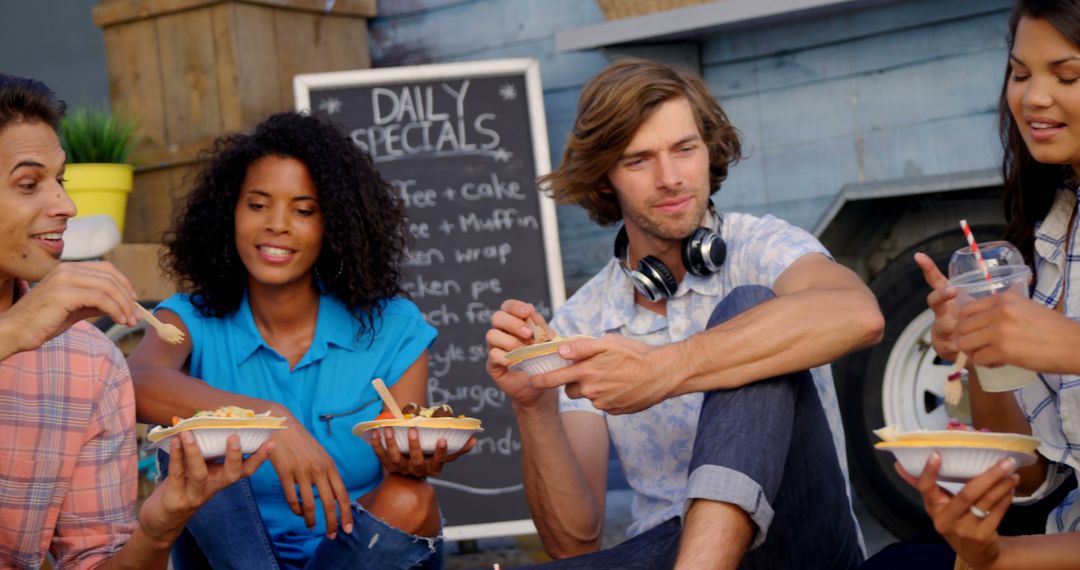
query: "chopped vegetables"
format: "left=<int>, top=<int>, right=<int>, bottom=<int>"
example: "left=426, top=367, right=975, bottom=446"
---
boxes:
left=191, top=405, right=257, bottom=419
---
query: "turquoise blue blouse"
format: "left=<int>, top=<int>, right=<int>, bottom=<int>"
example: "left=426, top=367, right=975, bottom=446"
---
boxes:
left=157, top=292, right=436, bottom=564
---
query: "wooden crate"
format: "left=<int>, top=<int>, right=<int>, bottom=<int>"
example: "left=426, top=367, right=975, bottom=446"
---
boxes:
left=103, top=243, right=177, bottom=302
left=93, top=0, right=377, bottom=243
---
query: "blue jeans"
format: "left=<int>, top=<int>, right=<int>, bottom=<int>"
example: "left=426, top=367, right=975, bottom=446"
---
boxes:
left=160, top=453, right=444, bottom=570
left=523, top=285, right=863, bottom=570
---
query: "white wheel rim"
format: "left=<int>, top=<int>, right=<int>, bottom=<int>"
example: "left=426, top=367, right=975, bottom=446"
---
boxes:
left=881, top=308, right=970, bottom=430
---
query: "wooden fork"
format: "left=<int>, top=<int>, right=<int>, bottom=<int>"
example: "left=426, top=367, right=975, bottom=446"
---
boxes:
left=134, top=304, right=186, bottom=345
left=527, top=316, right=548, bottom=343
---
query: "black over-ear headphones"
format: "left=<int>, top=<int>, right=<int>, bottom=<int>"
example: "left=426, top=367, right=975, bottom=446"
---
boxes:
left=614, top=212, right=726, bottom=303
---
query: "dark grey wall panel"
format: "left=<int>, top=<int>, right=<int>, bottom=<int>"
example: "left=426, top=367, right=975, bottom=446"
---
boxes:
left=0, top=0, right=110, bottom=109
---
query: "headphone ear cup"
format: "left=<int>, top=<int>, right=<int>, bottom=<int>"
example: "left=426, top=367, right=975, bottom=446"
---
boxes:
left=682, top=228, right=708, bottom=276
left=704, top=235, right=726, bottom=272
left=682, top=227, right=727, bottom=276
left=638, top=256, right=678, bottom=299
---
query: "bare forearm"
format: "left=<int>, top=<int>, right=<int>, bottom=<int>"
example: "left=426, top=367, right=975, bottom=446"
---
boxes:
left=95, top=522, right=179, bottom=570
left=967, top=372, right=1046, bottom=493
left=969, top=371, right=1032, bottom=435
left=980, top=534, right=1080, bottom=569
left=672, top=287, right=883, bottom=394
left=514, top=399, right=605, bottom=558
left=131, top=368, right=287, bottom=425
left=0, top=316, right=19, bottom=360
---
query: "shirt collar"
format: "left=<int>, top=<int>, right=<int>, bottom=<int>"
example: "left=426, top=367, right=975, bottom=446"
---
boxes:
left=601, top=261, right=648, bottom=333
left=600, top=210, right=726, bottom=334
left=1033, top=180, right=1078, bottom=265
left=232, top=290, right=358, bottom=366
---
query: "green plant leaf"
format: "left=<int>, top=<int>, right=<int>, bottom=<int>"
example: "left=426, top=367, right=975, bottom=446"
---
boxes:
left=60, top=108, right=140, bottom=164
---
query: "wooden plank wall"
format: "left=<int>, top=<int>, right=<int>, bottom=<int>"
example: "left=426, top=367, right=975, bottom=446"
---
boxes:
left=704, top=0, right=1012, bottom=230
left=369, top=0, right=1013, bottom=293
left=99, top=0, right=375, bottom=243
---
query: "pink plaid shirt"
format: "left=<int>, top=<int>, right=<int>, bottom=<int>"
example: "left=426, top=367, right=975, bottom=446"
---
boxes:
left=0, top=318, right=137, bottom=569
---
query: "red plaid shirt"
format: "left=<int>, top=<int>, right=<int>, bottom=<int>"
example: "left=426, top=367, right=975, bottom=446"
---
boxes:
left=0, top=318, right=137, bottom=569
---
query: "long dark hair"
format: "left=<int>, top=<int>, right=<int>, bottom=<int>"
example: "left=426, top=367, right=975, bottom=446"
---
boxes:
left=1000, top=0, right=1080, bottom=267
left=164, top=112, right=410, bottom=337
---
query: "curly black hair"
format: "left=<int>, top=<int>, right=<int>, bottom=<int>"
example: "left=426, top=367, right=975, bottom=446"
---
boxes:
left=164, top=112, right=410, bottom=337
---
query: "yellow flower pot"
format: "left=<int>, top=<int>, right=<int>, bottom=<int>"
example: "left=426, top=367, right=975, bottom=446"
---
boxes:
left=65, top=163, right=134, bottom=235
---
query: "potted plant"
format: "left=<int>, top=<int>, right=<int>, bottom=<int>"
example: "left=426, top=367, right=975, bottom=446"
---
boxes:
left=60, top=108, right=138, bottom=234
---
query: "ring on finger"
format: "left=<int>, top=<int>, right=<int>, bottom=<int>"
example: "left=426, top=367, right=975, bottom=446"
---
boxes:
left=969, top=505, right=989, bottom=520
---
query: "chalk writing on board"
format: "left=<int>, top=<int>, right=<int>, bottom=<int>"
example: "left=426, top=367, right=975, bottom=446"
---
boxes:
left=342, top=80, right=516, bottom=163
left=429, top=479, right=524, bottom=496
left=298, top=60, right=559, bottom=534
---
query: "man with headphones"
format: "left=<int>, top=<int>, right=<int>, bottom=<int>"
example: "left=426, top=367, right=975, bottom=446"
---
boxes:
left=484, top=59, right=884, bottom=569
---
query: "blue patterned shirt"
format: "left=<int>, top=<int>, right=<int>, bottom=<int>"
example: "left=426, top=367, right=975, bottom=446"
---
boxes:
left=551, top=211, right=856, bottom=541
left=1016, top=180, right=1080, bottom=533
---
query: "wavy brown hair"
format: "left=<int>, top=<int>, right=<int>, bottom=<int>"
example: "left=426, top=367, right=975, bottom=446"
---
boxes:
left=540, top=58, right=742, bottom=226
left=164, top=112, right=410, bottom=337
left=1000, top=0, right=1080, bottom=268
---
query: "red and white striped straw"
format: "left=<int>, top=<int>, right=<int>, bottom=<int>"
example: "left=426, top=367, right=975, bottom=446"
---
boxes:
left=959, top=219, right=993, bottom=283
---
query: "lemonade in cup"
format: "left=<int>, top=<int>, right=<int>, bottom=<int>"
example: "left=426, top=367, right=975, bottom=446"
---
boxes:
left=948, top=241, right=1037, bottom=392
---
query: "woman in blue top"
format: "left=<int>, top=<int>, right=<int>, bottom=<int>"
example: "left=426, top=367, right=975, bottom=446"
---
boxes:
left=129, top=112, right=472, bottom=569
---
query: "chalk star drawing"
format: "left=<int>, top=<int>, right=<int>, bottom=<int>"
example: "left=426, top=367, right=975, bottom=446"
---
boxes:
left=317, top=97, right=343, bottom=115
left=492, top=148, right=513, bottom=162
left=498, top=83, right=517, bottom=101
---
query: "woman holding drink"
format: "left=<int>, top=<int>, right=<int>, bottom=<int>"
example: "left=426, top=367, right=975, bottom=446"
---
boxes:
left=909, top=0, right=1080, bottom=567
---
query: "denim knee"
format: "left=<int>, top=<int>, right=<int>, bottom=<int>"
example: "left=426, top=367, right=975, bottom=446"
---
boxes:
left=707, top=285, right=776, bottom=328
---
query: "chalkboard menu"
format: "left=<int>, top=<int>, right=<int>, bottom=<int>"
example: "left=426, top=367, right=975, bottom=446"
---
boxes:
left=295, top=59, right=564, bottom=539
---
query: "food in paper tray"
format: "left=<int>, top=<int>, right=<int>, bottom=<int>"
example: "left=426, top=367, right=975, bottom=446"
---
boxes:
left=147, top=405, right=286, bottom=458
left=874, top=422, right=1039, bottom=482
left=505, top=335, right=595, bottom=376
left=353, top=402, right=482, bottom=454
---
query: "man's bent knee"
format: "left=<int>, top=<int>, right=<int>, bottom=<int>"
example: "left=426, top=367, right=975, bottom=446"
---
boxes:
left=708, top=285, right=776, bottom=328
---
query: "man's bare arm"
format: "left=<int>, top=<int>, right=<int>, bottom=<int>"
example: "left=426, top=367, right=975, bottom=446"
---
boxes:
left=515, top=401, right=610, bottom=558
left=669, top=254, right=883, bottom=395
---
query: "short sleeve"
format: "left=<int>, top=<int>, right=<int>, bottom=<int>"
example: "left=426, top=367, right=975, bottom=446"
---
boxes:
left=378, top=298, right=438, bottom=388
left=1017, top=376, right=1076, bottom=488
left=156, top=293, right=204, bottom=343
left=724, top=213, right=831, bottom=288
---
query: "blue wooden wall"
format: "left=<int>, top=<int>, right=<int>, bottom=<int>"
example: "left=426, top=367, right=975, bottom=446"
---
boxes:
left=369, top=0, right=1014, bottom=292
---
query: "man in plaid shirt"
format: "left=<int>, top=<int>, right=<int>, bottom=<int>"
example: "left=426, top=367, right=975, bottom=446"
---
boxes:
left=0, top=74, right=273, bottom=569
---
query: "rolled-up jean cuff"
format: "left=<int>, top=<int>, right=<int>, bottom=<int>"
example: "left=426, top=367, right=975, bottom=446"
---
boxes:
left=686, top=465, right=774, bottom=550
